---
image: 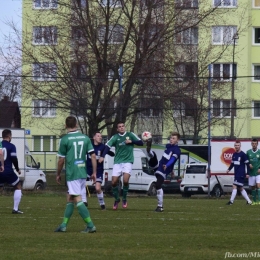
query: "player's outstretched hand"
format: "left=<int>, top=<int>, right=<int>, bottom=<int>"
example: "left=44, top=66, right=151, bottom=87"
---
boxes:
left=56, top=175, right=61, bottom=184
left=98, top=157, right=104, bottom=163
left=17, top=170, right=21, bottom=175
left=91, top=173, right=97, bottom=183
left=0, top=166, right=3, bottom=172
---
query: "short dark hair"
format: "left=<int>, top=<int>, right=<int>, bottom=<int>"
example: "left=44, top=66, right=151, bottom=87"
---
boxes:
left=66, top=116, right=77, bottom=129
left=117, top=122, right=125, bottom=127
left=171, top=132, right=180, bottom=140
left=252, top=138, right=258, bottom=143
left=2, top=129, right=12, bottom=139
left=235, top=140, right=241, bottom=144
left=93, top=131, right=101, bottom=137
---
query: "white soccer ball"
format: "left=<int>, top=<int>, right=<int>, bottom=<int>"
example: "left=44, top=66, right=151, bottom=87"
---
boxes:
left=141, top=131, right=152, bottom=141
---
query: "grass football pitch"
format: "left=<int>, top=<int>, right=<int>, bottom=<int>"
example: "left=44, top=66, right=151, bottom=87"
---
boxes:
left=0, top=190, right=259, bottom=260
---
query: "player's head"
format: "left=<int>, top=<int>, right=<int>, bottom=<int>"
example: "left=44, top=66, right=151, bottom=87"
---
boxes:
left=117, top=122, right=125, bottom=134
left=93, top=132, right=102, bottom=144
left=169, top=132, right=180, bottom=145
left=234, top=140, right=241, bottom=152
left=65, top=116, right=77, bottom=129
left=2, top=129, right=12, bottom=142
left=251, top=138, right=258, bottom=150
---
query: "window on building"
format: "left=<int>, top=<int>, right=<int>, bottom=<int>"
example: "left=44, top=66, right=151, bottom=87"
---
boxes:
left=213, top=99, right=236, bottom=117
left=213, top=0, right=237, bottom=7
left=70, top=99, right=88, bottom=117
left=175, top=0, right=198, bottom=8
left=173, top=99, right=196, bottom=117
left=253, top=101, right=260, bottom=117
left=174, top=62, right=198, bottom=81
left=33, top=136, right=57, bottom=151
left=141, top=97, right=163, bottom=117
left=71, top=27, right=87, bottom=45
left=33, top=26, right=57, bottom=45
left=32, top=63, right=57, bottom=81
left=73, top=0, right=87, bottom=8
left=175, top=27, right=198, bottom=44
left=212, top=63, right=236, bottom=81
left=253, top=28, right=260, bottom=44
left=99, top=0, right=122, bottom=7
left=253, top=0, right=260, bottom=7
left=71, top=63, right=87, bottom=79
left=33, top=0, right=58, bottom=9
left=212, top=26, right=237, bottom=44
left=98, top=25, right=124, bottom=44
left=253, top=65, right=260, bottom=81
left=33, top=99, right=56, bottom=117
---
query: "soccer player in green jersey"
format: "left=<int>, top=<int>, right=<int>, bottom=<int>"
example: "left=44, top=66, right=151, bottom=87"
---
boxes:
left=247, top=139, right=260, bottom=205
left=55, top=116, right=97, bottom=233
left=99, top=122, right=143, bottom=209
left=0, top=141, right=4, bottom=172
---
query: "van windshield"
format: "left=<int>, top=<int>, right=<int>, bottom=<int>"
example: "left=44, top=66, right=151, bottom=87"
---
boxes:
left=186, top=165, right=206, bottom=174
left=26, top=155, right=38, bottom=168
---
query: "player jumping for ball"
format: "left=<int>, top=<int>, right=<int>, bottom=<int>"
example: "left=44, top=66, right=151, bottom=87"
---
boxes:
left=145, top=132, right=181, bottom=212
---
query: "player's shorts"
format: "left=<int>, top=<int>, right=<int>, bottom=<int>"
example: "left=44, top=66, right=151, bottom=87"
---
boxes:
left=67, top=178, right=86, bottom=196
left=87, top=171, right=103, bottom=184
left=0, top=171, right=19, bottom=187
left=233, top=177, right=244, bottom=187
left=112, top=163, right=132, bottom=177
left=256, top=175, right=260, bottom=184
left=249, top=176, right=257, bottom=186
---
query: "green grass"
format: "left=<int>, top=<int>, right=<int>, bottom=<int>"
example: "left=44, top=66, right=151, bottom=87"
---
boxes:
left=0, top=192, right=258, bottom=260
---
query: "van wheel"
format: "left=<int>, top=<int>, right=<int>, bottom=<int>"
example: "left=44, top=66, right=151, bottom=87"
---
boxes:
left=211, top=185, right=222, bottom=198
left=148, top=183, right=157, bottom=196
left=182, top=193, right=191, bottom=198
left=34, top=182, right=44, bottom=191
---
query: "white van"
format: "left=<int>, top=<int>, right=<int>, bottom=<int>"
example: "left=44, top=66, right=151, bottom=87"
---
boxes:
left=0, top=128, right=47, bottom=190
left=180, top=163, right=250, bottom=197
left=86, top=148, right=157, bottom=196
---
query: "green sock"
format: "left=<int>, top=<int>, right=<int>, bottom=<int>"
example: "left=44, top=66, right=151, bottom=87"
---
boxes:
left=61, top=202, right=74, bottom=227
left=112, top=186, right=119, bottom=201
left=77, top=201, right=94, bottom=228
left=257, top=189, right=260, bottom=202
left=123, top=185, right=129, bottom=201
left=252, top=190, right=257, bottom=202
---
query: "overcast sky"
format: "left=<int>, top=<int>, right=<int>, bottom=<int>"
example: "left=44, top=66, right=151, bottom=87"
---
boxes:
left=0, top=0, right=22, bottom=45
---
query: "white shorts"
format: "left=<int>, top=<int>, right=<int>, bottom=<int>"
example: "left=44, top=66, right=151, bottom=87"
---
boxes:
left=67, top=178, right=86, bottom=196
left=249, top=176, right=256, bottom=186
left=257, top=175, right=260, bottom=184
left=112, top=163, right=132, bottom=177
left=249, top=176, right=260, bottom=186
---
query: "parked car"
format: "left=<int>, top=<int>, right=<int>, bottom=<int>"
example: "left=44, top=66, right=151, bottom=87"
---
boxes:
left=162, top=174, right=182, bottom=193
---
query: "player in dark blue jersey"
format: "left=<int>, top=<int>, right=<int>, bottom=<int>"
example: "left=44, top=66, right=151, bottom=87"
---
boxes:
left=226, top=140, right=252, bottom=205
left=153, top=132, right=181, bottom=212
left=85, top=132, right=114, bottom=210
left=0, top=129, right=23, bottom=214
left=0, top=141, right=4, bottom=172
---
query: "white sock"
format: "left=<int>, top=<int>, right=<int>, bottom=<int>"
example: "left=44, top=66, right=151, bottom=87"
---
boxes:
left=14, top=190, right=22, bottom=211
left=97, top=192, right=105, bottom=205
left=241, top=189, right=251, bottom=203
left=82, top=188, right=87, bottom=203
left=157, top=188, right=163, bottom=207
left=230, top=189, right=237, bottom=203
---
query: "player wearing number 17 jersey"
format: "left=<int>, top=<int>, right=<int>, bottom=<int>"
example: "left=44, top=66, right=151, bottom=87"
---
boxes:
left=55, top=116, right=97, bottom=233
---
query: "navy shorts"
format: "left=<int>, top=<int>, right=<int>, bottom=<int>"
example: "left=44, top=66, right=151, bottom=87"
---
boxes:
left=233, top=176, right=245, bottom=187
left=0, top=172, right=20, bottom=186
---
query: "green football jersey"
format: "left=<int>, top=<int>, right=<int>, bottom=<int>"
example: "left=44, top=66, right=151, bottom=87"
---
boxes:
left=247, top=149, right=260, bottom=176
left=106, top=132, right=141, bottom=164
left=58, top=131, right=94, bottom=181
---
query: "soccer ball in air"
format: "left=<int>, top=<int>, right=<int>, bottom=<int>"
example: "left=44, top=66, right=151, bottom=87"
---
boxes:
left=141, top=131, right=152, bottom=141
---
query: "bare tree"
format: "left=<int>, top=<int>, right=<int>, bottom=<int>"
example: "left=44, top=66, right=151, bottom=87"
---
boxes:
left=8, top=0, right=250, bottom=138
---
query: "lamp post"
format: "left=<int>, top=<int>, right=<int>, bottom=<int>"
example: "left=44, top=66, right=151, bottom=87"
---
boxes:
left=230, top=32, right=239, bottom=138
